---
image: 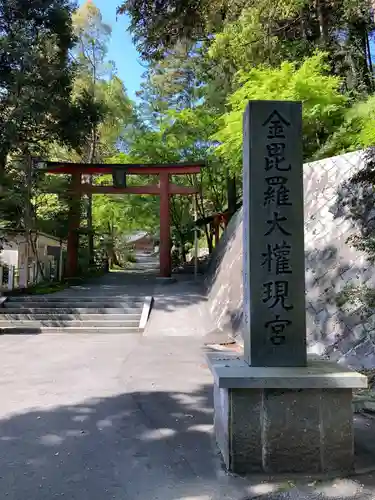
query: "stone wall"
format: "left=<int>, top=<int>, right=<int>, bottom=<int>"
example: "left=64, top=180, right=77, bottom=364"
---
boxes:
left=206, top=150, right=375, bottom=369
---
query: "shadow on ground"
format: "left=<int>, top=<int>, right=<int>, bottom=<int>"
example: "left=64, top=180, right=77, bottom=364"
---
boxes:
left=0, top=383, right=294, bottom=500
left=152, top=279, right=208, bottom=312
left=1, top=372, right=375, bottom=500
left=66, top=271, right=209, bottom=313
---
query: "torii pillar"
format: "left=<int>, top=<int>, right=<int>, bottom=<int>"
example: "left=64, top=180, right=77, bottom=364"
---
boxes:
left=159, top=171, right=171, bottom=277
left=66, top=171, right=81, bottom=278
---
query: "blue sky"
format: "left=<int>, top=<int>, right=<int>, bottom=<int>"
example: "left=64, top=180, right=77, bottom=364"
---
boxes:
left=78, top=0, right=144, bottom=101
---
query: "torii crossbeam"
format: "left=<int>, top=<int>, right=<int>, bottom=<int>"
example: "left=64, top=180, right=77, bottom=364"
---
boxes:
left=40, top=161, right=205, bottom=278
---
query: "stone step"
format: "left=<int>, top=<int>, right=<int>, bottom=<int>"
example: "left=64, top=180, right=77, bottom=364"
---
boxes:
left=0, top=307, right=143, bottom=314
left=0, top=326, right=140, bottom=334
left=134, top=260, right=158, bottom=264
left=0, top=320, right=140, bottom=328
left=3, top=302, right=144, bottom=309
left=0, top=313, right=141, bottom=321
left=6, top=296, right=145, bottom=303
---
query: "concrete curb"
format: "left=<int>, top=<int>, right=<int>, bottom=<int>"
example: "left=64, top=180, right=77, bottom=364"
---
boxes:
left=139, top=296, right=154, bottom=332
left=0, top=297, right=8, bottom=308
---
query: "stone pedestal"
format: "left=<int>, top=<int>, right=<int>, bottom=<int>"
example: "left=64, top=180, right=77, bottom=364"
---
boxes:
left=207, top=352, right=367, bottom=474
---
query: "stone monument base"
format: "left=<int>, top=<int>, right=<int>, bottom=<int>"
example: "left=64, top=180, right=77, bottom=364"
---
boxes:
left=206, top=352, right=367, bottom=475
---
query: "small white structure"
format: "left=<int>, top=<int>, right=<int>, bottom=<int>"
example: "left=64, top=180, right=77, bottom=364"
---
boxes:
left=0, top=231, right=67, bottom=288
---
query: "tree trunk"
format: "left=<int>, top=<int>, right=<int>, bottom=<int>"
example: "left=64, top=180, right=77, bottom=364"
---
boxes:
left=366, top=31, right=373, bottom=78
left=179, top=234, right=187, bottom=263
left=205, top=224, right=213, bottom=254
left=315, top=0, right=329, bottom=44
left=226, top=172, right=237, bottom=221
left=87, top=125, right=97, bottom=266
left=87, top=193, right=94, bottom=265
left=347, top=21, right=372, bottom=92
left=0, top=153, right=6, bottom=180
left=0, top=146, right=10, bottom=188
left=24, top=155, right=45, bottom=282
left=30, top=232, right=45, bottom=282
left=300, top=9, right=307, bottom=41
left=358, top=25, right=372, bottom=91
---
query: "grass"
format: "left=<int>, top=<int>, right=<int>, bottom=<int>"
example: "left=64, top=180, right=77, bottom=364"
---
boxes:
left=3, top=280, right=69, bottom=297
left=26, top=283, right=70, bottom=295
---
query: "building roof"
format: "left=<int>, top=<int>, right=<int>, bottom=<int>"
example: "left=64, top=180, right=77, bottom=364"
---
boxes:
left=125, top=232, right=153, bottom=244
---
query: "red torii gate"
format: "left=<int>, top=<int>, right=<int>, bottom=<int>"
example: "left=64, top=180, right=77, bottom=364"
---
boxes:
left=41, top=161, right=205, bottom=278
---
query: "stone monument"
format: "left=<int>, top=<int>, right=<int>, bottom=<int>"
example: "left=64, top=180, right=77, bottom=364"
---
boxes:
left=207, top=100, right=367, bottom=474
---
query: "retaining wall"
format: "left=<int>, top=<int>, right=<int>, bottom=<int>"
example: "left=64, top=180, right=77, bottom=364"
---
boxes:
left=206, top=150, right=375, bottom=368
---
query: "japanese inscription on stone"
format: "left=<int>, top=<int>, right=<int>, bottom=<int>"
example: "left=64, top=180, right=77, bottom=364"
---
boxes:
left=242, top=101, right=306, bottom=367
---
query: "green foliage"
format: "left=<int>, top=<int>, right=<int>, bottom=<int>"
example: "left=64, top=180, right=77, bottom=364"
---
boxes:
left=98, top=77, right=133, bottom=154
left=335, top=283, right=375, bottom=316
left=137, top=42, right=201, bottom=123
left=72, top=0, right=113, bottom=78
left=215, top=52, right=347, bottom=173
left=117, top=0, right=309, bottom=61
left=26, top=282, right=70, bottom=295
left=92, top=191, right=159, bottom=236
left=68, top=0, right=134, bottom=163
left=0, top=0, right=109, bottom=241
left=34, top=192, right=70, bottom=239
left=91, top=167, right=159, bottom=263
left=208, top=1, right=305, bottom=71
left=117, top=0, right=219, bottom=60
left=59, top=89, right=107, bottom=154
left=317, top=95, right=375, bottom=158
left=0, top=0, right=78, bottom=170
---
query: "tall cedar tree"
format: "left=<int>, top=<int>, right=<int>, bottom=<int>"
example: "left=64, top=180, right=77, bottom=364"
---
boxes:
left=0, top=0, right=97, bottom=176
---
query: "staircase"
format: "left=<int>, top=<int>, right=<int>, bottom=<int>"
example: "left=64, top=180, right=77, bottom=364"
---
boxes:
left=132, top=252, right=160, bottom=274
left=0, top=295, right=149, bottom=334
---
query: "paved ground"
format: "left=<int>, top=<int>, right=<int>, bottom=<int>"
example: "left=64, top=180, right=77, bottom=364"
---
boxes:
left=145, top=278, right=214, bottom=338
left=2, top=271, right=375, bottom=499
left=0, top=333, right=263, bottom=500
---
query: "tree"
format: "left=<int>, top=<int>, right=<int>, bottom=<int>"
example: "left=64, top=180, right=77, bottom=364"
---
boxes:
left=0, top=0, right=80, bottom=176
left=317, top=95, right=375, bottom=158
left=97, top=77, right=133, bottom=156
left=71, top=0, right=111, bottom=263
left=0, top=0, right=106, bottom=277
left=72, top=0, right=114, bottom=163
left=69, top=1, right=134, bottom=263
left=135, top=40, right=202, bottom=129
left=215, top=52, right=348, bottom=174
left=125, top=33, right=238, bottom=254
left=116, top=0, right=219, bottom=60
